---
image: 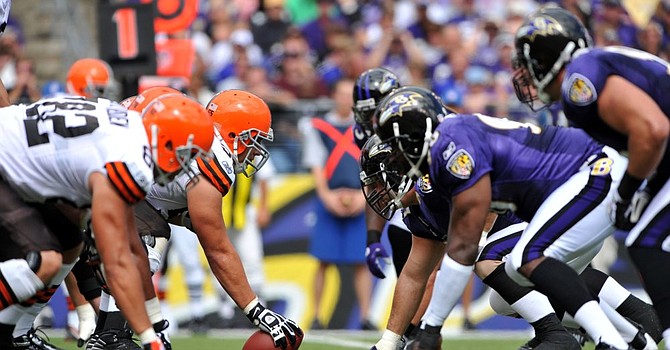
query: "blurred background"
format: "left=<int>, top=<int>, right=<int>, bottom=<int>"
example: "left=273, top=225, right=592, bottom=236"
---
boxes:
left=6, top=0, right=665, bottom=336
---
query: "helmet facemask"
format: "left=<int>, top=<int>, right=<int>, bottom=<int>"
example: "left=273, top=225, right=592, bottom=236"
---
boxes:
left=353, top=98, right=377, bottom=134
left=83, top=76, right=114, bottom=100
left=513, top=41, right=578, bottom=111
left=231, top=127, right=274, bottom=177
left=360, top=139, right=413, bottom=220
left=151, top=124, right=212, bottom=188
left=391, top=116, right=433, bottom=182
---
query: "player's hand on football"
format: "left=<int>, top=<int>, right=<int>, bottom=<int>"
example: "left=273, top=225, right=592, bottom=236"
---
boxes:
left=366, top=242, right=391, bottom=279
left=609, top=188, right=651, bottom=230
left=246, top=299, right=303, bottom=349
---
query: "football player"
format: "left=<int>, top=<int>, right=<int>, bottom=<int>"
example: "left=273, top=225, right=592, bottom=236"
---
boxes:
left=66, top=58, right=115, bottom=100
left=0, top=93, right=214, bottom=350
left=353, top=68, right=403, bottom=278
left=84, top=86, right=185, bottom=350
left=361, top=135, right=660, bottom=350
left=89, top=90, right=303, bottom=350
left=353, top=67, right=441, bottom=337
left=146, top=89, right=301, bottom=349
left=369, top=86, right=632, bottom=349
left=513, top=7, right=670, bottom=348
left=361, top=136, right=661, bottom=349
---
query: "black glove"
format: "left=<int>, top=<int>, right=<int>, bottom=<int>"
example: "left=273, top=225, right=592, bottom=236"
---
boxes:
left=610, top=188, right=651, bottom=231
left=609, top=173, right=647, bottom=231
left=246, top=300, right=303, bottom=349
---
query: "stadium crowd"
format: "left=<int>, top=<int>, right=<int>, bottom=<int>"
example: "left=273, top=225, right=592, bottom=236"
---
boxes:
left=0, top=0, right=669, bottom=349
left=6, top=0, right=670, bottom=172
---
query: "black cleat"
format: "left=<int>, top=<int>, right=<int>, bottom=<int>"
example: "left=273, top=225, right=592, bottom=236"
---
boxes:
left=85, top=328, right=142, bottom=350
left=533, top=330, right=581, bottom=350
left=12, top=328, right=63, bottom=350
left=518, top=336, right=540, bottom=350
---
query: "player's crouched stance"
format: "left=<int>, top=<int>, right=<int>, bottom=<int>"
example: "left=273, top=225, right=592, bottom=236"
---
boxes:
left=0, top=94, right=214, bottom=349
left=88, top=89, right=302, bottom=350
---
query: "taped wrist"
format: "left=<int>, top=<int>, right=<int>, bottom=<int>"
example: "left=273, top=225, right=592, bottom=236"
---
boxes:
left=618, top=172, right=644, bottom=200
left=367, top=230, right=382, bottom=246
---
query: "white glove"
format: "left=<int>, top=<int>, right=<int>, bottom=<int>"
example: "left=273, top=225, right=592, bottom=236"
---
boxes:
left=76, top=303, right=96, bottom=345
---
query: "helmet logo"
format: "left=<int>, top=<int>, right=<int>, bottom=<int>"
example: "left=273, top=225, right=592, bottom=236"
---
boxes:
left=378, top=92, right=423, bottom=125
left=518, top=16, right=562, bottom=41
left=207, top=102, right=219, bottom=112
left=221, top=160, right=234, bottom=175
left=379, top=79, right=396, bottom=94
left=446, top=149, right=474, bottom=179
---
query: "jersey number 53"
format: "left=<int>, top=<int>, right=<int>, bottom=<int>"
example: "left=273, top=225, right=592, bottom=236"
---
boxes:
left=24, top=98, right=100, bottom=147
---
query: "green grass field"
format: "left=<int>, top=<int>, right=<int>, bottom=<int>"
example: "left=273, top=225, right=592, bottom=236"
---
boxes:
left=44, top=330, right=604, bottom=350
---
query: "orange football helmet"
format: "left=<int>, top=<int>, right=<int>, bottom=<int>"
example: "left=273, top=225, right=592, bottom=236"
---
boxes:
left=66, top=58, right=114, bottom=98
left=142, top=94, right=215, bottom=185
left=206, top=90, right=273, bottom=177
left=128, top=86, right=183, bottom=113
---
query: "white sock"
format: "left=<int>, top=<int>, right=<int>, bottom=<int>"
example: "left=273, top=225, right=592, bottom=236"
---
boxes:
left=100, top=291, right=119, bottom=312
left=0, top=259, right=44, bottom=301
left=510, top=290, right=553, bottom=323
left=11, top=262, right=79, bottom=337
left=598, top=277, right=631, bottom=309
left=422, top=254, right=473, bottom=327
left=600, top=301, right=638, bottom=342
left=574, top=300, right=628, bottom=348
left=14, top=303, right=45, bottom=337
left=187, top=283, right=204, bottom=319
left=0, top=305, right=24, bottom=324
left=48, top=261, right=76, bottom=288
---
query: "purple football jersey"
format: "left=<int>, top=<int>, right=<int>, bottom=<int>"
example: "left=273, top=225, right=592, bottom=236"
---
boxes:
left=562, top=47, right=670, bottom=153
left=428, top=114, right=603, bottom=222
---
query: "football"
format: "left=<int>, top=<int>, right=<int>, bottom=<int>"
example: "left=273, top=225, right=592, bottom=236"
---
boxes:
left=242, top=330, right=304, bottom=350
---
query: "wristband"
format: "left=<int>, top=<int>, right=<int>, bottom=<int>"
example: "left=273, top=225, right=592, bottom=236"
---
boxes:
left=618, top=172, right=644, bottom=200
left=243, top=297, right=260, bottom=314
left=145, top=297, right=163, bottom=324
left=367, top=230, right=382, bottom=246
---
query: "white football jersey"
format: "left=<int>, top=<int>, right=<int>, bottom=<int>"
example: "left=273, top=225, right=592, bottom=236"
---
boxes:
left=146, top=134, right=236, bottom=218
left=0, top=96, right=154, bottom=206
